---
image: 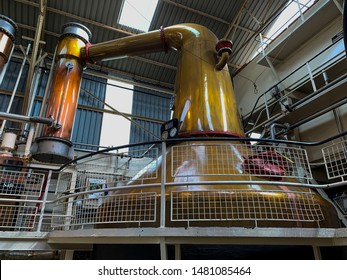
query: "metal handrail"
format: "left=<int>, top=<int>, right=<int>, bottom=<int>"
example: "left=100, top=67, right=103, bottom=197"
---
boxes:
left=243, top=37, right=345, bottom=131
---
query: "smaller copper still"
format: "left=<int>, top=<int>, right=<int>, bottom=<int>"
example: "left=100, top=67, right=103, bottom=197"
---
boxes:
left=31, top=23, right=92, bottom=164
left=0, top=15, right=17, bottom=84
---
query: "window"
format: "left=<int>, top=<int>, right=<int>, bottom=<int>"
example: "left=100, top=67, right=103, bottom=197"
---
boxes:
left=99, top=80, right=133, bottom=149
left=119, top=0, right=159, bottom=31
left=254, top=0, right=315, bottom=58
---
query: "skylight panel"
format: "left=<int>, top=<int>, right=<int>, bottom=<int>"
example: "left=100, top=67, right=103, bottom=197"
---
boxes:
left=265, top=0, right=315, bottom=42
left=252, top=0, right=315, bottom=59
left=119, top=0, right=159, bottom=32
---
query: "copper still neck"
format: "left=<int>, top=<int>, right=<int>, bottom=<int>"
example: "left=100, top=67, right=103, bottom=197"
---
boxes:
left=81, top=24, right=244, bottom=137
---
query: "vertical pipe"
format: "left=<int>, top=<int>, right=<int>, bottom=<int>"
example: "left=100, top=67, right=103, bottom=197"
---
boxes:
left=25, top=124, right=35, bottom=156
left=31, top=23, right=92, bottom=164
left=34, top=46, right=58, bottom=139
left=294, top=0, right=305, bottom=22
left=160, top=140, right=167, bottom=228
left=23, top=49, right=44, bottom=138
left=0, top=46, right=13, bottom=85
left=22, top=0, right=47, bottom=116
left=0, top=15, right=17, bottom=81
left=0, top=44, right=31, bottom=137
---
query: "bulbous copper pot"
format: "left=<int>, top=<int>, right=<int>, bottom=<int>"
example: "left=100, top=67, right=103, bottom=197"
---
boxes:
left=96, top=140, right=340, bottom=229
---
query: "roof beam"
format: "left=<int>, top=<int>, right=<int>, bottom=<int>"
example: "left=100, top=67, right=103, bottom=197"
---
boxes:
left=161, top=0, right=230, bottom=25
left=224, top=0, right=249, bottom=39
left=15, top=0, right=176, bottom=72
left=162, top=0, right=255, bottom=38
left=14, top=0, right=135, bottom=36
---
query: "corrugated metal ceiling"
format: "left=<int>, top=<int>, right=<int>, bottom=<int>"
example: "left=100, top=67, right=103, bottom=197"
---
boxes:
left=1, top=0, right=292, bottom=91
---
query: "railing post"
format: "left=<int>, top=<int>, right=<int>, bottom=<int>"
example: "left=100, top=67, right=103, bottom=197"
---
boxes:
left=160, top=140, right=167, bottom=228
left=306, top=62, right=317, bottom=92
left=64, top=169, right=78, bottom=230
left=36, top=169, right=51, bottom=232
left=263, top=92, right=270, bottom=120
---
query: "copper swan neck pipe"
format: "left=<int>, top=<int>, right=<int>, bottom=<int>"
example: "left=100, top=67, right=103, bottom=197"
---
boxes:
left=81, top=24, right=244, bottom=137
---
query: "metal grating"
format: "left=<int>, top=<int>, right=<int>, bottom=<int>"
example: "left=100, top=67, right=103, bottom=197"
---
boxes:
left=75, top=147, right=159, bottom=184
left=52, top=192, right=157, bottom=229
left=322, top=140, right=347, bottom=179
left=0, top=170, right=45, bottom=199
left=171, top=143, right=312, bottom=180
left=333, top=194, right=347, bottom=215
left=0, top=204, right=38, bottom=230
left=171, top=190, right=324, bottom=223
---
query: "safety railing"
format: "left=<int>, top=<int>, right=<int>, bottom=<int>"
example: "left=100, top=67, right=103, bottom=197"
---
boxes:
left=0, top=169, right=48, bottom=231
left=48, top=136, right=345, bottom=230
left=243, top=37, right=346, bottom=135
left=170, top=189, right=324, bottom=225
left=322, top=139, right=347, bottom=180
left=171, top=143, right=311, bottom=182
left=1, top=134, right=347, bottom=232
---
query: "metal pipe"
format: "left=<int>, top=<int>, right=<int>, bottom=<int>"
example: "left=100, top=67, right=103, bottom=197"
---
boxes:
left=0, top=111, right=54, bottom=125
left=0, top=45, right=13, bottom=85
left=25, top=124, right=35, bottom=156
left=0, top=44, right=31, bottom=137
left=34, top=45, right=58, bottom=139
left=160, top=141, right=167, bottom=228
left=215, top=52, right=230, bottom=70
left=270, top=122, right=289, bottom=139
left=22, top=0, right=47, bottom=116
left=0, top=15, right=17, bottom=80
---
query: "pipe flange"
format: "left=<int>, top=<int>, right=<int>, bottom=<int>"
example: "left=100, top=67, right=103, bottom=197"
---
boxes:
left=216, top=39, right=233, bottom=56
left=0, top=14, right=18, bottom=42
left=61, top=22, right=92, bottom=44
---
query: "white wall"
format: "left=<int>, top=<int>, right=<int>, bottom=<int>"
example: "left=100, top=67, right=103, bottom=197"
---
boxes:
left=234, top=17, right=343, bottom=117
left=233, top=10, right=345, bottom=162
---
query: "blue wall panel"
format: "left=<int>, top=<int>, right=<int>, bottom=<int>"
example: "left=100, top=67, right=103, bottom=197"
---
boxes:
left=0, top=58, right=107, bottom=150
left=129, top=86, right=171, bottom=154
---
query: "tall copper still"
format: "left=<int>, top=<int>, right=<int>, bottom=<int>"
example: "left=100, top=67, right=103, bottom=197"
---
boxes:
left=31, top=22, right=339, bottom=227
left=0, top=15, right=17, bottom=84
left=79, top=23, right=339, bottom=228
left=31, top=23, right=92, bottom=164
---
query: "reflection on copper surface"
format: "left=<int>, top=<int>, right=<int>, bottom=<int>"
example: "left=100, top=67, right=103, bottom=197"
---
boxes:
left=0, top=32, right=14, bottom=75
left=41, top=36, right=85, bottom=140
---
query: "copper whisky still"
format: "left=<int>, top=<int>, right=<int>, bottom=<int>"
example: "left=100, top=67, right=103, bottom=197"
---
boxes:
left=33, top=23, right=340, bottom=228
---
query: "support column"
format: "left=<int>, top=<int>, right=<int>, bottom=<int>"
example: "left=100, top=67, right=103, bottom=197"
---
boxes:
left=22, top=0, right=47, bottom=116
left=60, top=250, right=74, bottom=260
left=312, top=246, right=322, bottom=260
left=175, top=244, right=181, bottom=260
left=160, top=237, right=168, bottom=260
